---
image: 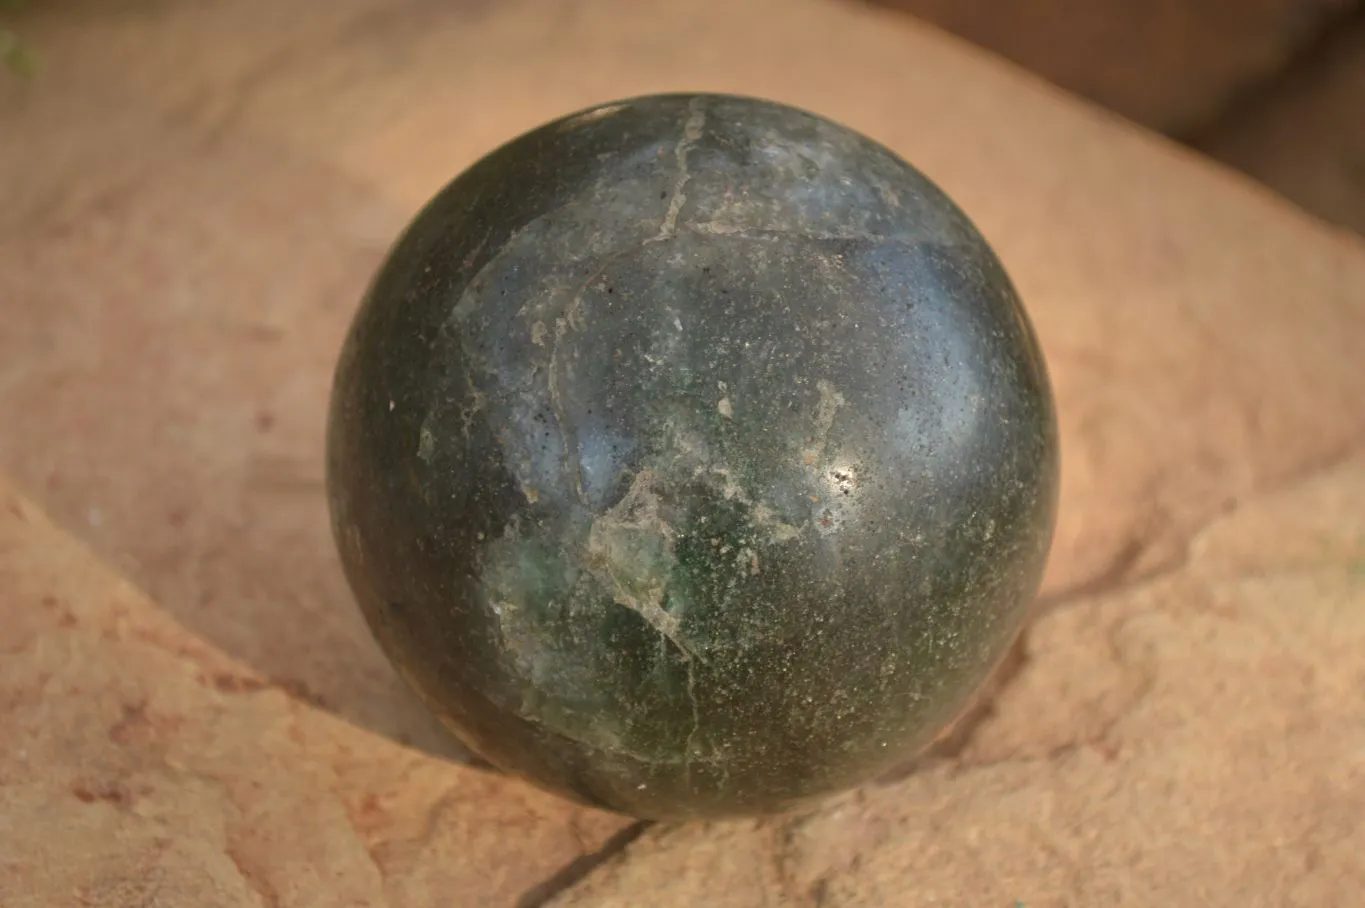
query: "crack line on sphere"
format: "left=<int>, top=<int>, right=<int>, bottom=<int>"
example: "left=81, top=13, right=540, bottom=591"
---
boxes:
left=651, top=97, right=706, bottom=242
left=684, top=657, right=702, bottom=792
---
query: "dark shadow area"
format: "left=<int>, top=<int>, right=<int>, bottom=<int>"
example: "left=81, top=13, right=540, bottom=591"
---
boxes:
left=516, top=820, right=652, bottom=908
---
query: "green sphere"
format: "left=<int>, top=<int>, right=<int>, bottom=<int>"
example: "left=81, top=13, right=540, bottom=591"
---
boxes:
left=326, top=93, right=1059, bottom=820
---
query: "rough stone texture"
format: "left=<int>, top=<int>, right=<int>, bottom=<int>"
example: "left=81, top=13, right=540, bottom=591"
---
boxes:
left=1196, top=12, right=1365, bottom=234
left=3, top=0, right=1364, bottom=762
left=0, top=480, right=631, bottom=907
left=1, top=0, right=1364, bottom=904
left=867, top=0, right=1358, bottom=132
left=551, top=458, right=1365, bottom=906
left=328, top=94, right=1058, bottom=819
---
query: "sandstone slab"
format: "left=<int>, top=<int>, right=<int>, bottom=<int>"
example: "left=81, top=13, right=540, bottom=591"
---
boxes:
left=0, top=479, right=631, bottom=907
left=3, top=0, right=1362, bottom=755
left=1, top=0, right=1363, bottom=904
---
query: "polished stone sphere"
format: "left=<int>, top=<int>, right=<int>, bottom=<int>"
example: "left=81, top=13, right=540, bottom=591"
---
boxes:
left=326, top=93, right=1058, bottom=820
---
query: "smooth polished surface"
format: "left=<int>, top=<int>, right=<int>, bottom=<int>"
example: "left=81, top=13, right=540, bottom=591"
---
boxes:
left=326, top=93, right=1059, bottom=819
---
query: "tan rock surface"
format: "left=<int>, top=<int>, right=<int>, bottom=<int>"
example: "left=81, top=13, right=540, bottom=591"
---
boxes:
left=0, top=478, right=632, bottom=907
left=552, top=459, right=1365, bottom=906
left=1, top=0, right=1364, bottom=904
left=3, top=0, right=1363, bottom=755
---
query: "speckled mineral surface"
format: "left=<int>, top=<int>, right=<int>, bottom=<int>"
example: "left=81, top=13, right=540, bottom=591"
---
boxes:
left=325, top=93, right=1059, bottom=820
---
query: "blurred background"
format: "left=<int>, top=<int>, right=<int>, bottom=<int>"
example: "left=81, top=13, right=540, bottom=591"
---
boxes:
left=4, top=0, right=1363, bottom=233
left=867, top=0, right=1365, bottom=234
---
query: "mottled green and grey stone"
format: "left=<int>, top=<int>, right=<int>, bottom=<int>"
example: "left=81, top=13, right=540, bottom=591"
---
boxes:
left=325, top=93, right=1059, bottom=820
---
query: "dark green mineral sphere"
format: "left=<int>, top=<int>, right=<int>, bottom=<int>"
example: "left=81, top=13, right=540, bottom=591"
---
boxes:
left=326, top=93, right=1059, bottom=820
